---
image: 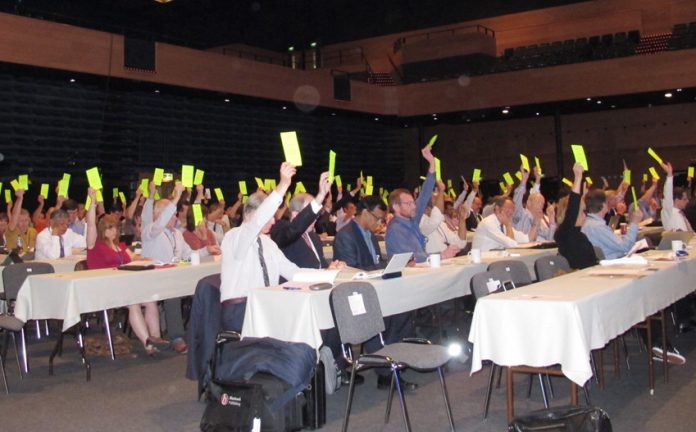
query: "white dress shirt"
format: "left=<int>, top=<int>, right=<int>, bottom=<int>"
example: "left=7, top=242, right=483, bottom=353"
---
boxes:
left=220, top=191, right=299, bottom=302
left=472, top=214, right=529, bottom=251
left=661, top=175, right=692, bottom=232
left=141, top=199, right=191, bottom=262
left=420, top=207, right=467, bottom=254
left=35, top=227, right=86, bottom=260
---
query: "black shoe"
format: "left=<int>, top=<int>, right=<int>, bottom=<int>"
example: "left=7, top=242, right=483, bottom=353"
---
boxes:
left=340, top=370, right=364, bottom=386
left=376, top=375, right=418, bottom=391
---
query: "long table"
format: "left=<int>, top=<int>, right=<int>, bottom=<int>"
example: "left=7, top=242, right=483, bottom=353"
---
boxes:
left=0, top=255, right=85, bottom=293
left=468, top=250, right=696, bottom=388
left=14, top=261, right=221, bottom=331
left=242, top=248, right=556, bottom=348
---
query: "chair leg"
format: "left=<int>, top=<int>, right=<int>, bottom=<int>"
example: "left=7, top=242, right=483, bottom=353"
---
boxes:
left=34, top=320, right=41, bottom=340
left=483, top=364, right=496, bottom=419
left=9, top=333, right=22, bottom=380
left=545, top=374, right=555, bottom=398
left=583, top=385, right=591, bottom=405
left=385, top=373, right=395, bottom=424
left=538, top=374, right=549, bottom=408
left=392, top=368, right=412, bottom=432
left=437, top=367, right=455, bottom=432
left=0, top=349, right=8, bottom=394
left=103, top=310, right=115, bottom=361
left=341, top=365, right=359, bottom=432
left=19, top=328, right=28, bottom=374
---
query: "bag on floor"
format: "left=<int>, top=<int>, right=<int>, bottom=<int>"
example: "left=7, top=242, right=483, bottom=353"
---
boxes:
left=508, top=405, right=612, bottom=432
left=201, top=379, right=264, bottom=432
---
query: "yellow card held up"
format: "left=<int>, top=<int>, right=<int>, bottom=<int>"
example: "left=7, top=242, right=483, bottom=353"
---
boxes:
left=85, top=195, right=92, bottom=211
left=181, top=165, right=195, bottom=188
left=4, top=190, right=11, bottom=204
left=264, top=179, right=277, bottom=190
left=570, top=144, right=589, bottom=171
left=192, top=203, right=203, bottom=226
left=193, top=169, right=205, bottom=186
left=515, top=171, right=523, bottom=181
left=631, top=186, right=639, bottom=211
left=503, top=172, right=514, bottom=186
left=427, top=134, right=438, bottom=148
left=18, top=174, right=29, bottom=190
left=419, top=176, right=426, bottom=180
left=334, top=175, right=342, bottom=188
left=294, top=181, right=306, bottom=194
left=649, top=167, right=660, bottom=180
left=96, top=189, right=104, bottom=203
left=366, top=175, right=373, bottom=186
left=86, top=167, right=102, bottom=190
left=153, top=168, right=164, bottom=186
left=139, top=179, right=149, bottom=198
left=118, top=192, right=126, bottom=204
left=365, top=184, right=374, bottom=195
left=689, top=167, right=695, bottom=178
left=520, top=154, right=530, bottom=172
left=562, top=178, right=573, bottom=187
left=472, top=168, right=481, bottom=183
left=239, top=181, right=248, bottom=195
left=499, top=181, right=506, bottom=192
left=214, top=188, right=224, bottom=201
left=58, top=179, right=68, bottom=197
left=155, top=191, right=161, bottom=200
left=255, top=177, right=265, bottom=190
left=435, top=158, right=441, bottom=180
left=586, top=177, right=593, bottom=185
left=328, top=150, right=336, bottom=183
left=642, top=173, right=648, bottom=182
left=623, top=169, right=631, bottom=184
left=40, top=183, right=49, bottom=198
left=10, top=180, right=20, bottom=191
left=280, top=131, right=303, bottom=166
left=447, top=179, right=453, bottom=189
left=647, top=147, right=663, bottom=164
left=113, top=187, right=119, bottom=199
left=534, top=156, right=542, bottom=175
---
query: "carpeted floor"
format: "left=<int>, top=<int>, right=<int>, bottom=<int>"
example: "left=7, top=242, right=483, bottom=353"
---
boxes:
left=1, top=313, right=696, bottom=432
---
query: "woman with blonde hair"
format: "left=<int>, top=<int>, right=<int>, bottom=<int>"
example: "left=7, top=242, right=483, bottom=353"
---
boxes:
left=85, top=188, right=168, bottom=356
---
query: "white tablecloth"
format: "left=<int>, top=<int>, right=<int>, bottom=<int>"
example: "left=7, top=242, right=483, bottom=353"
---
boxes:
left=242, top=248, right=556, bottom=349
left=468, top=251, right=696, bottom=386
left=14, top=261, right=221, bottom=331
left=0, top=255, right=85, bottom=293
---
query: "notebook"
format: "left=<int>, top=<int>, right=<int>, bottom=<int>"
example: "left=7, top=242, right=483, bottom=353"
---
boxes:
left=353, top=252, right=413, bottom=280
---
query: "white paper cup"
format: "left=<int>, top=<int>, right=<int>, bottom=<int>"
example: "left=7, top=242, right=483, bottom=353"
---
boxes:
left=190, top=251, right=201, bottom=266
left=672, top=240, right=684, bottom=253
left=468, top=248, right=482, bottom=263
left=426, top=253, right=441, bottom=268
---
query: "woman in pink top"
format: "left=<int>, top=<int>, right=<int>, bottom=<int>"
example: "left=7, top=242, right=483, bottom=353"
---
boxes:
left=182, top=205, right=221, bottom=256
left=85, top=188, right=166, bottom=356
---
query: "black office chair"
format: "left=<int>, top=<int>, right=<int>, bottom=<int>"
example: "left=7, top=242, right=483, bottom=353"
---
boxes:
left=534, top=255, right=571, bottom=281
left=487, top=260, right=533, bottom=287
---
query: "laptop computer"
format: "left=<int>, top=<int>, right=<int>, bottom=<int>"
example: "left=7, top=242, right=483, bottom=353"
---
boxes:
left=353, top=252, right=413, bottom=280
left=657, top=231, right=694, bottom=250
left=608, top=215, right=621, bottom=230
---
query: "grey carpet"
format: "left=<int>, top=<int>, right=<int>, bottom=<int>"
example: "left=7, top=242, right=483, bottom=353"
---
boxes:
left=2, top=316, right=696, bottom=432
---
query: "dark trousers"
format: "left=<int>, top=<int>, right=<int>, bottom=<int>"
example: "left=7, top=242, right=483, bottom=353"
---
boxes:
left=321, top=328, right=349, bottom=370
left=363, top=311, right=414, bottom=377
left=163, top=298, right=186, bottom=339
left=221, top=300, right=247, bottom=332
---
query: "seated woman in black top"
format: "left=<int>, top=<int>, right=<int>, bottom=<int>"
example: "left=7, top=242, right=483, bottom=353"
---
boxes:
left=554, top=163, right=598, bottom=269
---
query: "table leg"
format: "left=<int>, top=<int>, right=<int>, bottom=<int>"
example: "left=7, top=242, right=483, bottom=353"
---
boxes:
left=506, top=367, right=514, bottom=423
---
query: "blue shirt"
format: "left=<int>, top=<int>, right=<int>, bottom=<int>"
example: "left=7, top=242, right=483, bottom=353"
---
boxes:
left=385, top=172, right=435, bottom=263
left=581, top=213, right=638, bottom=259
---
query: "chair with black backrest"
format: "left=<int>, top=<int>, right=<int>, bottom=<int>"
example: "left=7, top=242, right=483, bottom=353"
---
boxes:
left=534, top=255, right=571, bottom=282
left=330, top=281, right=455, bottom=432
left=487, top=260, right=533, bottom=287
left=0, top=314, right=24, bottom=393
left=2, top=262, right=55, bottom=374
left=470, top=270, right=551, bottom=419
left=592, top=246, right=606, bottom=261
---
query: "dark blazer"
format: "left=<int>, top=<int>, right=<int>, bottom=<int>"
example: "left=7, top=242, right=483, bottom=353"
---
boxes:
left=271, top=204, right=327, bottom=269
left=333, top=219, right=385, bottom=271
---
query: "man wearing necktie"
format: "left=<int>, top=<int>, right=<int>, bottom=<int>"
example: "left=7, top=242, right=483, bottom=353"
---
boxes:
left=35, top=209, right=86, bottom=260
left=660, top=161, right=693, bottom=232
left=471, top=196, right=530, bottom=251
left=219, top=162, right=301, bottom=332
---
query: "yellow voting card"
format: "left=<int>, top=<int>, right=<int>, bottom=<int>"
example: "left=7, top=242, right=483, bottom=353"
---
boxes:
left=58, top=179, right=68, bottom=197
left=239, top=181, right=248, bottom=195
left=118, top=192, right=125, bottom=204
left=40, top=183, right=49, bottom=198
left=570, top=144, right=589, bottom=171
left=153, top=168, right=164, bottom=186
left=631, top=186, right=639, bottom=210
left=649, top=167, right=660, bottom=179
left=328, top=150, right=336, bottom=183
left=689, top=167, right=695, bottom=178
left=139, top=179, right=149, bottom=198
left=294, top=181, right=306, bottom=194
left=214, top=188, right=224, bottom=201
left=519, top=154, right=530, bottom=172
left=280, top=131, right=303, bottom=166
left=365, top=184, right=374, bottom=195
left=515, top=171, right=523, bottom=181
left=534, top=156, right=542, bottom=175
left=643, top=173, right=648, bottom=182
left=86, top=167, right=102, bottom=190
left=499, top=181, right=506, bottom=192
left=503, top=172, right=514, bottom=185
left=435, top=158, right=441, bottom=180
left=472, top=168, right=481, bottom=182
left=562, top=178, right=573, bottom=187
left=181, top=165, right=194, bottom=188
left=586, top=177, right=593, bottom=185
left=427, top=134, right=438, bottom=148
left=623, top=169, right=631, bottom=184
left=10, top=180, right=19, bottom=191
left=96, top=189, right=104, bottom=202
left=647, top=147, right=663, bottom=164
left=334, top=175, right=342, bottom=188
left=85, top=195, right=92, bottom=211
left=18, top=174, right=28, bottom=190
left=255, top=177, right=265, bottom=190
left=192, top=203, right=203, bottom=226
left=194, top=169, right=205, bottom=186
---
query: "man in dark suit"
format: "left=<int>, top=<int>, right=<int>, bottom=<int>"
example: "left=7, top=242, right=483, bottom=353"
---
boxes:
left=333, top=195, right=386, bottom=270
left=271, top=172, right=333, bottom=269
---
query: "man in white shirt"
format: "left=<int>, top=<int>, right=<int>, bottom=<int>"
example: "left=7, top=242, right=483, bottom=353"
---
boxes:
left=472, top=196, right=529, bottom=251
left=660, top=162, right=692, bottom=232
left=220, top=162, right=300, bottom=331
left=35, top=209, right=86, bottom=259
left=419, top=181, right=467, bottom=256
left=512, top=167, right=556, bottom=241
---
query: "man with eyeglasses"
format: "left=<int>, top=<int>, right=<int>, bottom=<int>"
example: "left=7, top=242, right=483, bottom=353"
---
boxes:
left=333, top=195, right=387, bottom=270
left=385, top=145, right=436, bottom=263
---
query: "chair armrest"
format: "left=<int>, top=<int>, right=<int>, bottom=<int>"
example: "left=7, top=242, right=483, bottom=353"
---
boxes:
left=402, top=337, right=432, bottom=345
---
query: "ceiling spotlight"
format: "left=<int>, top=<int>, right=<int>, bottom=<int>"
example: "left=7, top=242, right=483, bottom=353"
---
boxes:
left=154, top=89, right=160, bottom=94
left=282, top=106, right=287, bottom=110
left=596, top=100, right=602, bottom=104
left=374, top=117, right=379, bottom=121
left=224, top=98, right=230, bottom=103
left=586, top=97, right=592, bottom=101
left=535, top=112, right=540, bottom=116
left=501, top=109, right=509, bottom=114
left=154, top=0, right=174, bottom=3
left=331, top=112, right=336, bottom=116
left=611, top=105, right=616, bottom=109
left=677, top=88, right=683, bottom=92
left=69, top=78, right=76, bottom=83
left=432, top=113, right=437, bottom=117
left=310, top=42, right=318, bottom=48
left=665, top=92, right=673, bottom=98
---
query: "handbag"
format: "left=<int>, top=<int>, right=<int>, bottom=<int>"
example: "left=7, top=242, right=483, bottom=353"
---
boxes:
left=508, top=405, right=612, bottom=432
left=200, top=379, right=264, bottom=432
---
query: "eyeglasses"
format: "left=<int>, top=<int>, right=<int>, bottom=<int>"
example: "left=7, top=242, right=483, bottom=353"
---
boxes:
left=368, top=210, right=385, bottom=223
